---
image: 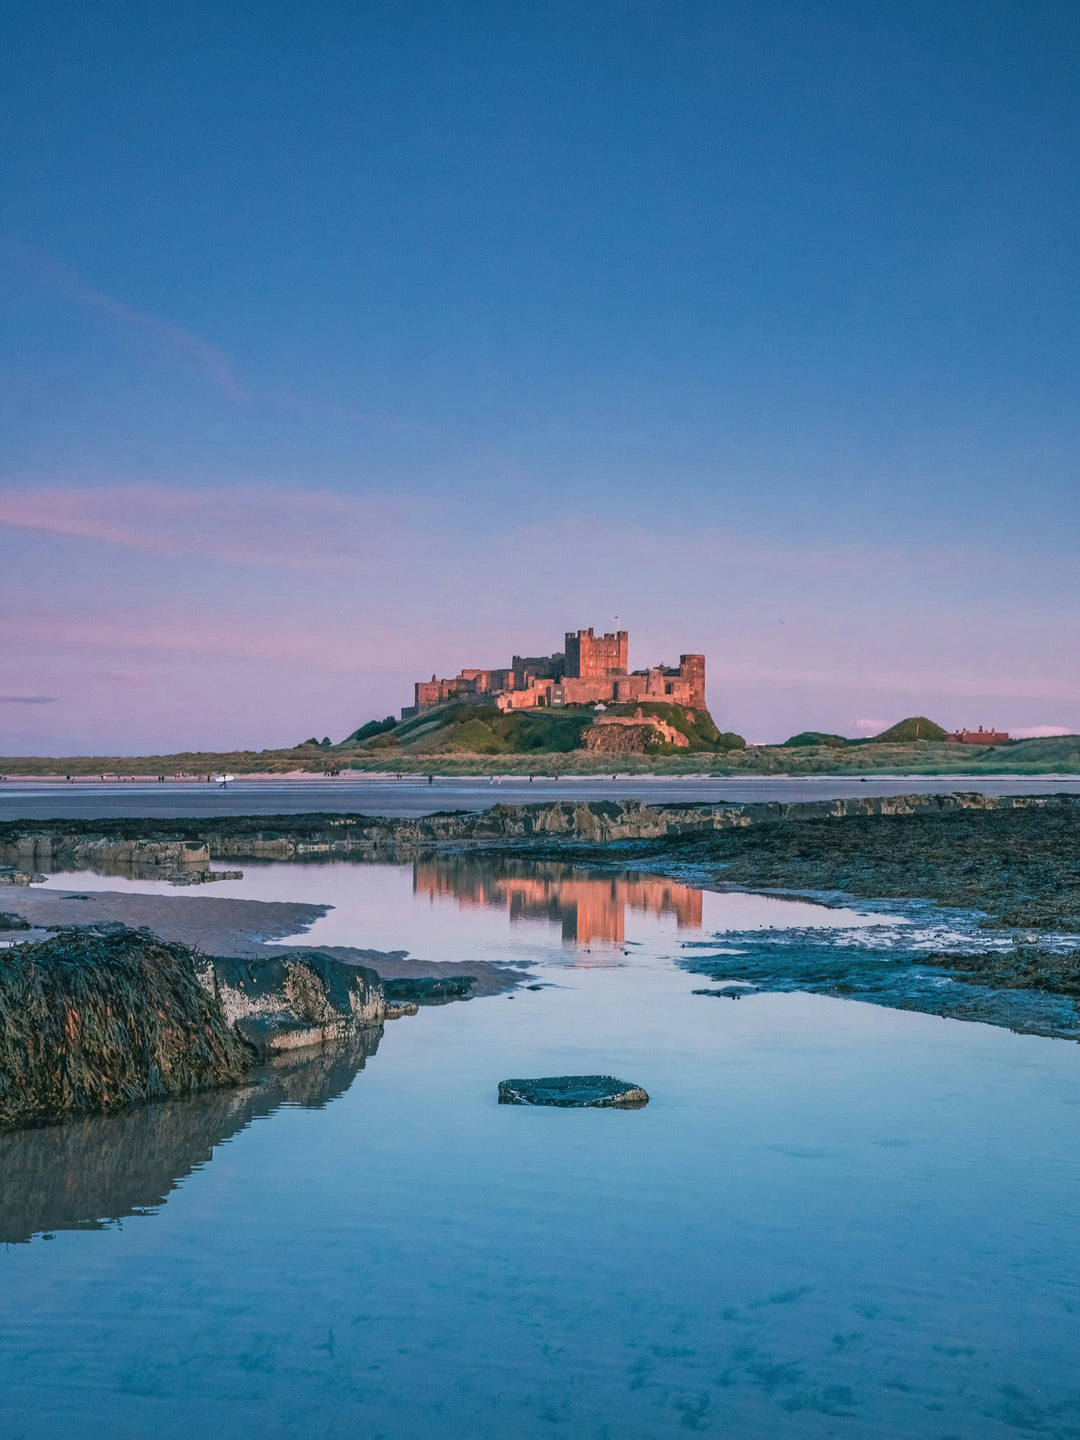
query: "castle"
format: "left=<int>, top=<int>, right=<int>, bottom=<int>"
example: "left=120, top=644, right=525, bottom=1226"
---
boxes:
left=404, top=628, right=706, bottom=719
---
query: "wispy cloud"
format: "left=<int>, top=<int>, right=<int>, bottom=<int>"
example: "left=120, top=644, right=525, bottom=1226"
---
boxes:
left=0, top=480, right=1013, bottom=585
left=3, top=241, right=248, bottom=404
left=0, top=478, right=1077, bottom=748
left=0, top=694, right=56, bottom=704
left=2, top=614, right=422, bottom=672
left=5, top=243, right=441, bottom=437
left=1010, top=725, right=1074, bottom=739
left=0, top=483, right=424, bottom=572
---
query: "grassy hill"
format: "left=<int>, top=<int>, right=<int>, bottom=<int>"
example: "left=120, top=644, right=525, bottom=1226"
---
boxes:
left=346, top=701, right=745, bottom=757
left=868, top=716, right=948, bottom=743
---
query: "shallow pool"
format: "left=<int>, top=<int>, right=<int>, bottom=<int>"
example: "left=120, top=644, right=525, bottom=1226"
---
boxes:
left=3, top=858, right=1080, bottom=1439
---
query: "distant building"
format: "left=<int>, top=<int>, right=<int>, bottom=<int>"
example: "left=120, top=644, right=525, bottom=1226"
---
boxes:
left=944, top=727, right=1010, bottom=744
left=403, top=628, right=706, bottom=718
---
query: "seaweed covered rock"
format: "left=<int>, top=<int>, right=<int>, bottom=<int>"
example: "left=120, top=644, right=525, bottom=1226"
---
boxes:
left=383, top=975, right=475, bottom=1003
left=0, top=927, right=252, bottom=1130
left=498, top=1075, right=649, bottom=1108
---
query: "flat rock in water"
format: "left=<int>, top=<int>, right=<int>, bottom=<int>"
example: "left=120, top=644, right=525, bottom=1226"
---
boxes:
left=382, top=975, right=475, bottom=1003
left=498, top=1075, right=649, bottom=1108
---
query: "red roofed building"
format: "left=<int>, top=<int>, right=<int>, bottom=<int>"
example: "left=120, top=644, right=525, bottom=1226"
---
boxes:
left=944, top=727, right=1010, bottom=744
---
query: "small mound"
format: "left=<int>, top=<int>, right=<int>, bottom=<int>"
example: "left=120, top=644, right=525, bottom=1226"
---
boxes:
left=783, top=731, right=848, bottom=748
left=498, top=1075, right=649, bottom=1108
left=872, top=716, right=946, bottom=743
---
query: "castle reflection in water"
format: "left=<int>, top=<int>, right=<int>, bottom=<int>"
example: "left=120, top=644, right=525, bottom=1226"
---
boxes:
left=413, top=857, right=703, bottom=947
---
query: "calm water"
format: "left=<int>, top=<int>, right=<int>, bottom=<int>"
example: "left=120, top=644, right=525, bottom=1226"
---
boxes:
left=4, top=858, right=1080, bottom=1439
left=5, top=771, right=1080, bottom=820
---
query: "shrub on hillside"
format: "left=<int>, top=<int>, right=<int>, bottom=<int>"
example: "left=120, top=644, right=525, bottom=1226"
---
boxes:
left=445, top=719, right=510, bottom=754
left=783, top=731, right=848, bottom=748
left=341, top=716, right=398, bottom=746
left=715, top=732, right=746, bottom=751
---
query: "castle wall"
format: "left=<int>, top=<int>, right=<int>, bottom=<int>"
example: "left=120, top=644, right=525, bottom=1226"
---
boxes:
left=512, top=654, right=564, bottom=687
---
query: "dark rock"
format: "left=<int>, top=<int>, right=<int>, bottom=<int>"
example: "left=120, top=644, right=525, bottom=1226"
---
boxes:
left=46, top=920, right=129, bottom=936
left=498, top=1075, right=649, bottom=1108
left=199, top=951, right=385, bottom=1056
left=382, top=975, right=475, bottom=1003
left=0, top=912, right=29, bottom=931
left=383, top=1001, right=419, bottom=1019
left=692, top=984, right=757, bottom=998
left=0, top=927, right=252, bottom=1130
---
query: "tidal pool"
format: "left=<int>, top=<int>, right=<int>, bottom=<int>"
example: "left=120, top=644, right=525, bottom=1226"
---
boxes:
left=3, top=857, right=1080, bottom=1439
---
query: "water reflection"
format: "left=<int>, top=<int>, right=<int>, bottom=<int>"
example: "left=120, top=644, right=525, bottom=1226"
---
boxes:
left=414, top=856, right=703, bottom=946
left=0, top=1028, right=382, bottom=1246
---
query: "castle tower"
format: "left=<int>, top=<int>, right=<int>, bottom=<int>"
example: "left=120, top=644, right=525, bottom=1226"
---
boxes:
left=564, top=628, right=629, bottom=680
left=679, top=654, right=706, bottom=710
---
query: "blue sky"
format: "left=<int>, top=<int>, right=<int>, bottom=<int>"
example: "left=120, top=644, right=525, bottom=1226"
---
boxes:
left=1, top=1, right=1078, bottom=752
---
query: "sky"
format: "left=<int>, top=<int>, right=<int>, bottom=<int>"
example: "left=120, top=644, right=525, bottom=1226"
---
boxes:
left=1, top=0, right=1078, bottom=754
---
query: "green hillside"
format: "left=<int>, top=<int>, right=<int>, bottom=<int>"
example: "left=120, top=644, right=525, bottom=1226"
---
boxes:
left=340, top=701, right=745, bottom=757
left=347, top=703, right=595, bottom=755
left=870, top=716, right=948, bottom=743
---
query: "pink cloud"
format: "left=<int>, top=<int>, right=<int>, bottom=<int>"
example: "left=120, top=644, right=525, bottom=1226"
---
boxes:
left=3, top=242, right=248, bottom=405
left=1009, top=725, right=1074, bottom=739
left=0, top=484, right=423, bottom=572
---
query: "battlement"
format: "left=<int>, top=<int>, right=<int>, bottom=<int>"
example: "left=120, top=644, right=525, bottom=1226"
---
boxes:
left=410, top=629, right=706, bottom=717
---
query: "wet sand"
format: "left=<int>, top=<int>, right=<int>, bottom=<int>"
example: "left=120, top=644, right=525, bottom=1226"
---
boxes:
left=1, top=888, right=528, bottom=997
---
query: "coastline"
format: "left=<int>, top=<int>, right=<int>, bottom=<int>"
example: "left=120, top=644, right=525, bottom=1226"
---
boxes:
left=1, top=730, right=1078, bottom=781
left=2, top=793, right=1078, bottom=1129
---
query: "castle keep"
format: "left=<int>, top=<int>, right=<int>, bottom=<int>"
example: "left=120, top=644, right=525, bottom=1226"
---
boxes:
left=405, top=629, right=705, bottom=718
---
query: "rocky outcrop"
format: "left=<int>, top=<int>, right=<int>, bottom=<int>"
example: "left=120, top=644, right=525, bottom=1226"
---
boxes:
left=584, top=710, right=690, bottom=752
left=383, top=975, right=475, bottom=1003
left=0, top=927, right=410, bottom=1129
left=498, top=1075, right=650, bottom=1108
left=0, top=927, right=253, bottom=1130
left=197, top=951, right=385, bottom=1055
left=4, top=794, right=1074, bottom=879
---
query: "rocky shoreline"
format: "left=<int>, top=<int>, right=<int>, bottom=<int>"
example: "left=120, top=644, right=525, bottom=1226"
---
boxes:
left=0, top=923, right=480, bottom=1130
left=4, top=790, right=1074, bottom=927
left=2, top=794, right=1078, bottom=1129
left=2, top=787, right=1076, bottom=868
